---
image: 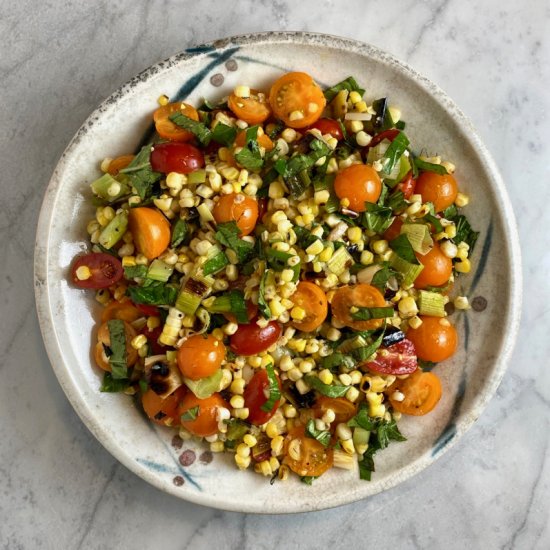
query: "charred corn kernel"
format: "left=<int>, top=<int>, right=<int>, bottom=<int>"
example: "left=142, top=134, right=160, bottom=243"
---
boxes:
left=360, top=250, right=374, bottom=265
left=409, top=315, right=423, bottom=329
left=440, top=240, right=458, bottom=258
left=455, top=192, right=469, bottom=207
left=290, top=306, right=306, bottom=321
left=131, top=334, right=147, bottom=350
left=287, top=367, right=303, bottom=382
left=347, top=226, right=362, bottom=243
left=235, top=454, right=251, bottom=469
left=454, top=296, right=470, bottom=310
left=265, top=421, right=280, bottom=439
left=346, top=387, right=360, bottom=403
left=372, top=239, right=388, bottom=255
left=95, top=289, right=111, bottom=305
left=354, top=100, right=368, bottom=113
left=288, top=438, right=302, bottom=461
left=349, top=91, right=362, bottom=104
left=75, top=265, right=91, bottom=281
left=455, top=258, right=471, bottom=273
left=283, top=403, right=297, bottom=418
left=336, top=423, right=352, bottom=441
left=398, top=296, right=419, bottom=317
left=233, top=407, right=249, bottom=420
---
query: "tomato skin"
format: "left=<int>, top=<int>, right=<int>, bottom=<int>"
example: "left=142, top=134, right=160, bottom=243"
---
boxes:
left=415, top=171, right=458, bottom=212
left=150, top=142, right=204, bottom=174
left=331, top=284, right=387, bottom=331
left=140, top=324, right=167, bottom=355
left=71, top=253, right=123, bottom=289
left=398, top=171, right=416, bottom=199
left=135, top=303, right=159, bottom=317
left=257, top=197, right=268, bottom=221
left=128, top=207, right=171, bottom=260
left=308, top=118, right=343, bottom=140
left=406, top=316, right=458, bottom=362
left=228, top=89, right=271, bottom=125
left=178, top=392, right=227, bottom=436
left=177, top=334, right=225, bottom=380
left=314, top=397, right=357, bottom=424
left=230, top=321, right=282, bottom=356
left=235, top=130, right=274, bottom=151
left=107, top=155, right=134, bottom=176
left=290, top=281, right=328, bottom=333
left=243, top=369, right=282, bottom=425
left=223, top=301, right=258, bottom=325
left=383, top=218, right=403, bottom=242
left=212, top=193, right=259, bottom=236
left=101, top=298, right=141, bottom=323
left=363, top=339, right=418, bottom=375
left=153, top=102, right=199, bottom=142
left=366, top=129, right=400, bottom=149
left=142, top=386, right=186, bottom=426
left=283, top=425, right=333, bottom=477
left=94, top=321, right=138, bottom=372
left=414, top=242, right=453, bottom=289
left=389, top=370, right=442, bottom=416
left=334, top=164, right=382, bottom=212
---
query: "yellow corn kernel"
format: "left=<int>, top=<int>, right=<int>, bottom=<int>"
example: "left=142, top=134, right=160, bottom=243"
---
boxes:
left=455, top=192, right=470, bottom=207
left=341, top=438, right=356, bottom=455
left=290, top=306, right=306, bottom=321
left=265, top=422, right=280, bottom=439
left=147, top=316, right=161, bottom=330
left=243, top=434, right=257, bottom=448
left=121, top=256, right=136, bottom=267
left=360, top=250, right=374, bottom=265
left=306, top=239, right=324, bottom=256
left=157, top=94, right=169, bottom=106
left=131, top=334, right=147, bottom=350
left=95, top=289, right=111, bottom=305
left=235, top=454, right=251, bottom=470
left=319, top=246, right=334, bottom=263
left=347, top=226, right=362, bottom=243
left=230, top=395, right=245, bottom=409
left=270, top=435, right=285, bottom=456
left=210, top=441, right=225, bottom=453
left=349, top=91, right=363, bottom=104
left=455, top=259, right=471, bottom=273
left=230, top=378, right=246, bottom=395
left=354, top=100, right=368, bottom=113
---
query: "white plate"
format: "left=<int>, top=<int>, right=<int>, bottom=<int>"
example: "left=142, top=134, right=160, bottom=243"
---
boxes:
left=34, top=32, right=521, bottom=513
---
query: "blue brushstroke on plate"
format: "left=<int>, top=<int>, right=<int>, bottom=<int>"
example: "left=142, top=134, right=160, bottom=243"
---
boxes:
left=470, top=219, right=493, bottom=293
left=186, top=45, right=216, bottom=54
left=432, top=377, right=466, bottom=456
left=136, top=458, right=202, bottom=490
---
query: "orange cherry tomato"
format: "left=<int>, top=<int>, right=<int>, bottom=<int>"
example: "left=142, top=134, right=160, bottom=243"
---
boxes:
left=234, top=130, right=274, bottom=151
left=290, top=281, right=328, bottom=333
left=414, top=242, right=453, bottom=289
left=388, top=370, right=442, bottom=415
left=331, top=284, right=387, bottom=331
left=128, top=207, right=171, bottom=260
left=283, top=425, right=333, bottom=477
left=313, top=397, right=357, bottom=424
left=94, top=321, right=138, bottom=372
left=153, top=102, right=200, bottom=142
left=177, top=392, right=227, bottom=436
left=406, top=316, right=458, bottom=362
left=142, top=386, right=187, bottom=426
left=415, top=172, right=458, bottom=212
left=269, top=72, right=326, bottom=129
left=101, top=298, right=142, bottom=323
left=383, top=217, right=403, bottom=241
left=107, top=155, right=134, bottom=176
left=176, top=334, right=225, bottom=381
left=212, top=193, right=259, bottom=236
left=228, top=89, right=271, bottom=125
left=334, top=164, right=382, bottom=212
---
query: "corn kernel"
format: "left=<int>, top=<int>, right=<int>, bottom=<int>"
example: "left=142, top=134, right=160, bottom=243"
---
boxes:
left=230, top=395, right=245, bottom=409
left=265, top=422, right=280, bottom=439
left=318, top=369, right=334, bottom=385
left=236, top=443, right=251, bottom=458
left=409, top=315, right=423, bottom=329
left=243, top=434, right=257, bottom=448
left=233, top=407, right=250, bottom=420
left=235, top=454, right=251, bottom=469
left=283, top=404, right=297, bottom=418
left=346, top=386, right=360, bottom=403
left=341, top=438, right=356, bottom=455
left=355, top=131, right=372, bottom=147
left=454, top=296, right=470, bottom=310
left=355, top=101, right=368, bottom=113
left=290, top=306, right=306, bottom=321
left=306, top=239, right=324, bottom=256
left=234, top=85, right=250, bottom=98
left=347, top=226, right=362, bottom=243
left=398, top=296, right=418, bottom=317
left=455, top=193, right=470, bottom=207
left=440, top=240, right=458, bottom=258
left=455, top=259, right=471, bottom=273
left=287, top=367, right=303, bottom=382
left=230, top=378, right=245, bottom=395
left=388, top=106, right=401, bottom=123
left=372, top=239, right=388, bottom=255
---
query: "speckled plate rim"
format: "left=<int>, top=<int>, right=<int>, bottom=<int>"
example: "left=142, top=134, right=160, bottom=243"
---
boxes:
left=34, top=31, right=522, bottom=513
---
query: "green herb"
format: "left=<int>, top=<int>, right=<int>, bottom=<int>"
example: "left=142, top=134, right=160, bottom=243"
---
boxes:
left=211, top=123, right=237, bottom=146
left=234, top=125, right=263, bottom=171
left=207, top=290, right=249, bottom=324
left=382, top=132, right=410, bottom=175
left=395, top=120, right=406, bottom=130
left=443, top=204, right=458, bottom=219
left=199, top=98, right=228, bottom=112
left=215, top=221, right=255, bottom=264
left=304, top=375, right=349, bottom=398
left=267, top=120, right=285, bottom=139
left=321, top=352, right=355, bottom=372
left=120, top=144, right=162, bottom=199
left=349, top=330, right=385, bottom=362
left=413, top=156, right=448, bottom=175
left=107, top=319, right=128, bottom=379
left=418, top=359, right=438, bottom=371
left=350, top=307, right=394, bottom=322
left=180, top=405, right=200, bottom=422
left=389, top=233, right=419, bottom=264
left=257, top=269, right=271, bottom=319
left=300, top=476, right=317, bottom=485
left=202, top=251, right=229, bottom=275
left=225, top=418, right=249, bottom=441
left=323, top=76, right=365, bottom=102
left=361, top=203, right=394, bottom=233
left=305, top=419, right=331, bottom=447
left=370, top=262, right=397, bottom=290
left=386, top=190, right=407, bottom=212
left=423, top=203, right=444, bottom=233
left=261, top=363, right=281, bottom=412
left=128, top=281, right=178, bottom=306
left=169, top=113, right=212, bottom=145
left=293, top=225, right=321, bottom=250
left=100, top=372, right=130, bottom=392
left=124, top=265, right=148, bottom=279
left=454, top=215, right=479, bottom=251
left=171, top=218, right=188, bottom=247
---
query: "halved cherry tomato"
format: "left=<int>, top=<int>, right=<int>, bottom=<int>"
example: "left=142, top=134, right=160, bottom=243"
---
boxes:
left=107, top=155, right=134, bottom=176
left=314, top=397, right=357, bottom=424
left=243, top=369, right=282, bottom=425
left=71, top=253, right=123, bottom=289
left=398, top=170, right=416, bottom=199
left=128, top=207, right=171, bottom=260
left=366, top=128, right=400, bottom=149
left=415, top=171, right=458, bottom=212
left=230, top=320, right=281, bottom=356
left=383, top=217, right=403, bottom=241
left=176, top=334, right=225, bottom=380
left=414, top=242, right=453, bottom=289
left=331, top=284, right=387, bottom=330
left=290, top=281, right=328, bottom=333
left=177, top=392, right=227, bottom=436
left=150, top=142, right=204, bottom=174
left=388, top=370, right=442, bottom=416
left=235, top=130, right=274, bottom=151
left=363, top=339, right=418, bottom=375
left=142, top=386, right=186, bottom=426
left=140, top=324, right=167, bottom=355
left=308, top=118, right=343, bottom=140
left=153, top=102, right=199, bottom=142
left=406, top=316, right=458, bottom=362
left=283, top=425, right=333, bottom=477
left=135, top=303, right=160, bottom=317
left=212, top=193, right=259, bottom=236
left=334, top=164, right=382, bottom=212
left=94, top=321, right=138, bottom=372
left=101, top=298, right=141, bottom=323
left=269, top=72, right=326, bottom=129
left=228, top=89, right=271, bottom=125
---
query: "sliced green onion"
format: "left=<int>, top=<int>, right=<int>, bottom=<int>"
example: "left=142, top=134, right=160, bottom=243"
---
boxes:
left=98, top=211, right=128, bottom=249
left=206, top=290, right=248, bottom=324
left=175, top=272, right=213, bottom=315
left=327, top=246, right=353, bottom=276
left=147, top=259, right=173, bottom=282
left=400, top=223, right=434, bottom=255
left=183, top=369, right=223, bottom=399
left=260, top=363, right=281, bottom=412
left=187, top=169, right=207, bottom=185
left=417, top=290, right=446, bottom=317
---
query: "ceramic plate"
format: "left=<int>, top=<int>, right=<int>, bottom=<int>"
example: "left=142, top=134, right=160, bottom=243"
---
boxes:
left=34, top=32, right=521, bottom=513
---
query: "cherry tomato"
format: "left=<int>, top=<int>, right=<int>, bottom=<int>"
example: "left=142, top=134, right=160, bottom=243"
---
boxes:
left=414, top=242, right=453, bottom=289
left=366, top=128, right=400, bottom=149
left=406, top=316, right=458, bottom=362
left=135, top=303, right=160, bottom=317
left=94, top=321, right=138, bottom=372
left=142, top=386, right=186, bottom=426
left=331, top=284, right=387, bottom=331
left=415, top=171, right=458, bottom=212
left=223, top=301, right=258, bottom=325
left=269, top=72, right=326, bottom=129
left=235, top=130, right=274, bottom=151
left=128, top=207, right=171, bottom=260
left=107, top=154, right=134, bottom=176
left=101, top=298, right=141, bottom=323
left=290, top=281, right=328, bottom=333
left=283, top=425, right=333, bottom=477
left=212, top=193, right=259, bottom=236
left=177, top=392, right=227, bottom=436
left=153, top=102, right=199, bottom=142
left=230, top=320, right=282, bottom=356
left=150, top=142, right=204, bottom=174
left=313, top=397, right=357, bottom=424
left=383, top=217, right=403, bottom=242
left=398, top=171, right=416, bottom=199
left=177, top=334, right=225, bottom=380
left=71, top=253, right=123, bottom=289
left=334, top=164, right=382, bottom=212
left=308, top=118, right=343, bottom=140
left=228, top=89, right=271, bottom=125
left=388, top=370, right=442, bottom=416
left=243, top=369, right=282, bottom=425
left=363, top=339, right=418, bottom=375
left=140, top=324, right=167, bottom=355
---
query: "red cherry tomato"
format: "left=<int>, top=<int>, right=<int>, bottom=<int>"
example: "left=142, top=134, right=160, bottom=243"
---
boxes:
left=230, top=320, right=281, bottom=356
left=308, top=118, right=343, bottom=140
left=398, top=171, right=416, bottom=199
left=363, top=339, right=418, bottom=375
left=140, top=325, right=167, bottom=355
left=150, top=142, right=204, bottom=174
left=366, top=128, right=400, bottom=149
left=243, top=369, right=282, bottom=425
left=71, top=253, right=123, bottom=289
left=135, top=303, right=160, bottom=317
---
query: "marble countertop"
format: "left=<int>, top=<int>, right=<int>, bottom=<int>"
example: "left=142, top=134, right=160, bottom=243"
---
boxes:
left=1, top=1, right=548, bottom=548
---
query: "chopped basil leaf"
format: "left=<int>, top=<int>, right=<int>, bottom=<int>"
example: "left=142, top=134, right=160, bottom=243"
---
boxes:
left=443, top=204, right=458, bottom=219
left=124, top=265, right=148, bottom=279
left=386, top=190, right=407, bottom=212
left=211, top=123, right=237, bottom=146
left=321, top=352, right=355, bottom=372
left=180, top=405, right=200, bottom=422
left=418, top=359, right=438, bottom=371
left=199, top=98, right=228, bottom=112
left=305, top=419, right=331, bottom=447
left=100, top=372, right=131, bottom=392
left=454, top=215, right=479, bottom=251
left=300, top=476, right=317, bottom=485
left=413, top=156, right=448, bottom=175
left=107, top=319, right=128, bottom=379
left=128, top=281, right=178, bottom=306
left=293, top=226, right=321, bottom=250
left=120, top=144, right=162, bottom=200
left=377, top=418, right=407, bottom=448
left=324, top=76, right=365, bottom=102
left=350, top=307, right=394, bottom=322
left=304, top=375, right=349, bottom=397
left=261, top=363, right=281, bottom=412
left=349, top=329, right=385, bottom=362
left=234, top=125, right=263, bottom=171
left=389, top=233, right=419, bottom=264
left=169, top=113, right=212, bottom=145
left=370, top=262, right=397, bottom=290
left=171, top=218, right=188, bottom=248
left=395, top=120, right=406, bottom=130
left=348, top=406, right=376, bottom=430
left=382, top=132, right=410, bottom=175
left=361, top=203, right=394, bottom=233
left=215, top=222, right=255, bottom=264
left=267, top=120, right=285, bottom=139
left=257, top=269, right=271, bottom=319
left=225, top=418, right=249, bottom=441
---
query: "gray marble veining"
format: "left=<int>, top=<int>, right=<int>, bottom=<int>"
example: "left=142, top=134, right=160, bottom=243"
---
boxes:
left=1, top=0, right=549, bottom=548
